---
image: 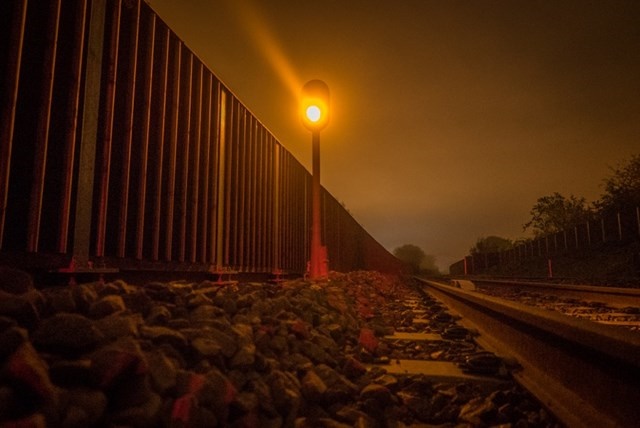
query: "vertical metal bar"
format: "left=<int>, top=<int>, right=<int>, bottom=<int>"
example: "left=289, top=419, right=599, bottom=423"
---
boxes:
left=177, top=52, right=192, bottom=262
left=188, top=61, right=202, bottom=263
left=215, top=88, right=227, bottom=270
left=117, top=0, right=140, bottom=257
left=95, top=0, right=121, bottom=257
left=249, top=118, right=257, bottom=270
left=587, top=220, right=592, bottom=245
left=248, top=118, right=257, bottom=270
left=229, top=101, right=240, bottom=267
left=264, top=134, right=273, bottom=271
left=222, top=96, right=234, bottom=268
left=207, top=80, right=219, bottom=264
left=600, top=218, right=605, bottom=243
left=255, top=123, right=262, bottom=270
left=58, top=0, right=88, bottom=253
left=0, top=0, right=28, bottom=247
left=637, top=207, right=640, bottom=238
left=283, top=153, right=291, bottom=270
left=164, top=39, right=181, bottom=261
left=258, top=129, right=267, bottom=270
left=72, top=0, right=107, bottom=266
left=27, top=0, right=62, bottom=252
left=134, top=11, right=155, bottom=260
left=273, top=144, right=281, bottom=273
left=256, top=123, right=263, bottom=270
left=258, top=126, right=266, bottom=270
left=236, top=109, right=247, bottom=268
left=151, top=26, right=169, bottom=260
left=199, top=72, right=211, bottom=263
left=258, top=130, right=265, bottom=270
left=245, top=118, right=254, bottom=270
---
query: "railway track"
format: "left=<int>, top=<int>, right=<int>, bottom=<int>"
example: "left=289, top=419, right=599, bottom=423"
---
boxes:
left=415, top=277, right=640, bottom=428
left=471, top=278, right=640, bottom=330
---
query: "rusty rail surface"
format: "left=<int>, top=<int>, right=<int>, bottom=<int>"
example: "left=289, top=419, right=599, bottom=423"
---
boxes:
left=416, top=278, right=640, bottom=428
left=0, top=0, right=403, bottom=277
left=470, top=278, right=640, bottom=308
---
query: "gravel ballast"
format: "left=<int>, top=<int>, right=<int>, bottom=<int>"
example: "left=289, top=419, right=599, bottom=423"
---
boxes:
left=0, top=268, right=559, bottom=427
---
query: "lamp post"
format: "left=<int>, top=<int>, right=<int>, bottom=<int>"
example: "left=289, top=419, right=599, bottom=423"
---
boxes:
left=301, top=80, right=329, bottom=279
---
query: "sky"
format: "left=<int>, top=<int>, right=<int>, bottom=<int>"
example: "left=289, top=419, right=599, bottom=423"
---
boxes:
left=147, top=0, right=640, bottom=272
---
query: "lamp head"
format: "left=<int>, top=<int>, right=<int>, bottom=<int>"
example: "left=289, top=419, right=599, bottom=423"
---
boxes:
left=301, top=80, right=329, bottom=131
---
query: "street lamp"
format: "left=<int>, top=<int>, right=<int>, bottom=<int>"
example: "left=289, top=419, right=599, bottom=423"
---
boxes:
left=301, top=80, right=329, bottom=279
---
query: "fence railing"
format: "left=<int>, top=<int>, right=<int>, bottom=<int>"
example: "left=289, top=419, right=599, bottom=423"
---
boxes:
left=0, top=0, right=404, bottom=276
left=450, top=206, right=640, bottom=276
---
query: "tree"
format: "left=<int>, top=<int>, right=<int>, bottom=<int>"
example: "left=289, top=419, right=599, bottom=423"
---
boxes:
left=523, top=192, right=592, bottom=236
left=393, top=244, right=426, bottom=273
left=596, top=154, right=640, bottom=213
left=470, top=236, right=513, bottom=255
left=421, top=254, right=440, bottom=275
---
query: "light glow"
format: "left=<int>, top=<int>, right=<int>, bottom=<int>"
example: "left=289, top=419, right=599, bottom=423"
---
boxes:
left=306, top=105, right=322, bottom=122
left=301, top=80, right=330, bottom=131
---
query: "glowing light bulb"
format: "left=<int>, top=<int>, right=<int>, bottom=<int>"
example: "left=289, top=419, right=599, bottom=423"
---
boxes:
left=306, top=105, right=322, bottom=122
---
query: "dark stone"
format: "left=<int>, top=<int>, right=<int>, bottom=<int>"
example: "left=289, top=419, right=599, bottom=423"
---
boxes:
left=49, top=359, right=92, bottom=387
left=300, top=341, right=336, bottom=366
left=111, top=391, right=162, bottom=427
left=140, top=325, right=187, bottom=350
left=341, top=356, right=366, bottom=380
left=145, top=349, right=178, bottom=394
left=191, top=337, right=223, bottom=358
left=459, top=396, right=497, bottom=425
left=360, top=383, right=392, bottom=406
left=60, top=387, right=107, bottom=427
left=89, top=338, right=147, bottom=389
left=4, top=342, right=57, bottom=405
left=145, top=304, right=172, bottom=325
left=0, top=326, right=29, bottom=361
left=301, top=369, right=327, bottom=402
left=43, top=287, right=76, bottom=314
left=0, top=291, right=43, bottom=329
left=33, top=313, right=104, bottom=354
left=71, top=283, right=99, bottom=313
left=94, top=313, right=141, bottom=341
left=0, top=266, right=34, bottom=294
left=88, top=295, right=126, bottom=319
left=189, top=304, right=225, bottom=324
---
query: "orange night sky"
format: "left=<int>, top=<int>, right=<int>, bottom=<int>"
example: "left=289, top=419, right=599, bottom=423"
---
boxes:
left=147, top=0, right=640, bottom=271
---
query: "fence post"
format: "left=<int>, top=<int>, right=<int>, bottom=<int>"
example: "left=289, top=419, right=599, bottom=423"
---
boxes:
left=0, top=0, right=28, bottom=248
left=71, top=0, right=107, bottom=269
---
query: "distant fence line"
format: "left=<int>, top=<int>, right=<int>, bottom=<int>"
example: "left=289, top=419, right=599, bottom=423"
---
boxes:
left=450, top=206, right=640, bottom=275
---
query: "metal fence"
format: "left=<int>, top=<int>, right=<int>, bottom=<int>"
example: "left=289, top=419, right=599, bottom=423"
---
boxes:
left=450, top=206, right=640, bottom=276
left=0, top=0, right=403, bottom=276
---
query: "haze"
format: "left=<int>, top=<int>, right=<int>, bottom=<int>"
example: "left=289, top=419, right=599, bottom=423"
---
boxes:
left=147, top=0, right=640, bottom=271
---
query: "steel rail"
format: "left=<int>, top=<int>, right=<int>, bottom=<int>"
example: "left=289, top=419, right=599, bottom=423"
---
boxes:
left=470, top=278, right=640, bottom=308
left=416, top=278, right=640, bottom=428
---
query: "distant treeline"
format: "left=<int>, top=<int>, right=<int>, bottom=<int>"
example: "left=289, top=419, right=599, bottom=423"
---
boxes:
left=450, top=205, right=640, bottom=278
